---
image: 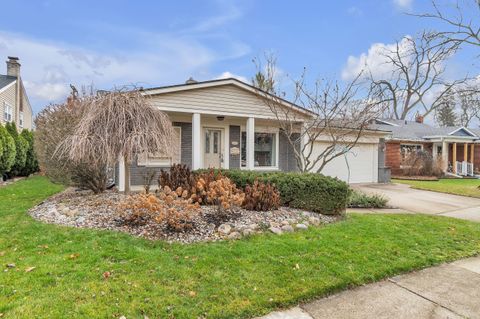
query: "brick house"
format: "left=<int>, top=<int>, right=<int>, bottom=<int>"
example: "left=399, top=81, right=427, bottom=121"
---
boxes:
left=372, top=116, right=480, bottom=177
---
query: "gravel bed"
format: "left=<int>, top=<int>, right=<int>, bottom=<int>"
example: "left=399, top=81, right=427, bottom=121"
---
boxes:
left=29, top=188, right=341, bottom=244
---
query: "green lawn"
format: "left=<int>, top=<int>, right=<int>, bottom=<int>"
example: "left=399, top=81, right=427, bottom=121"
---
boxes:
left=2, top=177, right=480, bottom=318
left=394, top=178, right=480, bottom=198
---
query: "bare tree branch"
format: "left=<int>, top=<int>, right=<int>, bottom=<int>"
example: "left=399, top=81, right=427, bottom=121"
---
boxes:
left=252, top=55, right=384, bottom=175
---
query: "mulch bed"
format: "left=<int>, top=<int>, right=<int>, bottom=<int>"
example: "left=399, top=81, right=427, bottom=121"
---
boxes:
left=29, top=188, right=340, bottom=244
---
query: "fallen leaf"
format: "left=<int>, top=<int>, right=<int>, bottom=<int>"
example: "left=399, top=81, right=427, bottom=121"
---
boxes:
left=6, top=263, right=15, bottom=268
left=0, top=251, right=5, bottom=256
left=25, top=267, right=36, bottom=273
left=188, top=291, right=197, bottom=297
left=294, top=263, right=300, bottom=270
left=103, top=271, right=111, bottom=280
left=69, top=253, right=80, bottom=260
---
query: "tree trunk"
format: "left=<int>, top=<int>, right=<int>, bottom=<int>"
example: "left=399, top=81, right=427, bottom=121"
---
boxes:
left=124, top=154, right=130, bottom=194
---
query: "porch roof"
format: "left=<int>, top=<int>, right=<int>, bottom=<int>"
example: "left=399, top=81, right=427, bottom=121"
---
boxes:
left=373, top=118, right=480, bottom=142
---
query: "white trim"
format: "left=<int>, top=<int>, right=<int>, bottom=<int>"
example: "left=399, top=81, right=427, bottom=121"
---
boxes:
left=202, top=126, right=227, bottom=169
left=375, top=119, right=399, bottom=127
left=192, top=113, right=202, bottom=169
left=448, top=126, right=477, bottom=137
left=241, top=126, right=280, bottom=170
left=246, top=117, right=255, bottom=169
left=143, top=78, right=314, bottom=117
left=0, top=80, right=16, bottom=95
left=423, top=135, right=479, bottom=141
left=151, top=105, right=296, bottom=120
left=118, top=155, right=125, bottom=192
left=3, top=102, right=13, bottom=122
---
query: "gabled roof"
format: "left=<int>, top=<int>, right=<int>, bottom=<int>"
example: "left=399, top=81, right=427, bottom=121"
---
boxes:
left=372, top=118, right=480, bottom=141
left=141, top=77, right=316, bottom=117
left=0, top=74, right=16, bottom=91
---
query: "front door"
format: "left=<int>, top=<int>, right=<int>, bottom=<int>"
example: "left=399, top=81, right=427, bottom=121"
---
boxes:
left=204, top=128, right=222, bottom=168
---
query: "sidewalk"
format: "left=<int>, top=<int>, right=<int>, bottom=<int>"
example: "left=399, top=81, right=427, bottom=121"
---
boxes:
left=257, top=256, right=480, bottom=319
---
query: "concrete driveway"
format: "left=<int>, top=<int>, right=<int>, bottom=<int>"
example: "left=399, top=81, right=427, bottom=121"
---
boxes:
left=350, top=183, right=480, bottom=222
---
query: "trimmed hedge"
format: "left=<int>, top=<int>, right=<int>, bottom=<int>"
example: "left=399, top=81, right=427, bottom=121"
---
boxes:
left=196, top=169, right=349, bottom=215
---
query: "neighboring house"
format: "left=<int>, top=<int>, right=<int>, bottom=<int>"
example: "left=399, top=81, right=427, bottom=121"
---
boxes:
left=0, top=57, right=33, bottom=130
left=116, top=78, right=389, bottom=191
left=372, top=116, right=480, bottom=177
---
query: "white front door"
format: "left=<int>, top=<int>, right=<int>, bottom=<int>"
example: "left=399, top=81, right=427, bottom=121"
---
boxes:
left=204, top=128, right=223, bottom=168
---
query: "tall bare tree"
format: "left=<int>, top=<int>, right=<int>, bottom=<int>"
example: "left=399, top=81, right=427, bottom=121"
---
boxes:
left=370, top=31, right=464, bottom=120
left=458, top=85, right=480, bottom=126
left=57, top=89, right=177, bottom=194
left=252, top=56, right=384, bottom=174
left=416, top=0, right=480, bottom=48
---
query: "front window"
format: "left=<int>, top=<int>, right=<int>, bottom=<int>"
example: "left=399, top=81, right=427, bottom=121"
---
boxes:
left=241, top=132, right=277, bottom=168
left=19, top=112, right=24, bottom=128
left=400, top=144, right=422, bottom=160
left=3, top=103, right=12, bottom=122
left=138, top=126, right=181, bottom=166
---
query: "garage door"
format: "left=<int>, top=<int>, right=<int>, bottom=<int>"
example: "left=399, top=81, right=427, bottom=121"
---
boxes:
left=311, top=142, right=378, bottom=183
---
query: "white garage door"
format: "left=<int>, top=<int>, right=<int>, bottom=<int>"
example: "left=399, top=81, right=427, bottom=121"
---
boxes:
left=311, top=142, right=378, bottom=183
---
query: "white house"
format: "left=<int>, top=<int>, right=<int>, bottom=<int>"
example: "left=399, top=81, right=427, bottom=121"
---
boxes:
left=116, top=78, right=389, bottom=191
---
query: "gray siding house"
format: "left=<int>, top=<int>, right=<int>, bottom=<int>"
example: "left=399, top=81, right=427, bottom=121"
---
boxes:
left=117, top=78, right=388, bottom=191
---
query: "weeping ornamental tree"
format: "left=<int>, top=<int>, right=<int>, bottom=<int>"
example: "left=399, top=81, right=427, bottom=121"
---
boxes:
left=58, top=89, right=177, bottom=194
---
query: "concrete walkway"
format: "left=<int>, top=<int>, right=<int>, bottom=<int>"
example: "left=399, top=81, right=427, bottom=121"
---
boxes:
left=350, top=183, right=480, bottom=222
left=257, top=256, right=480, bottom=319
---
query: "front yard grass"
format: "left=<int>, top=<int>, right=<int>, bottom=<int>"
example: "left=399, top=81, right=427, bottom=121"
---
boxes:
left=2, top=177, right=480, bottom=318
left=394, top=178, right=480, bottom=198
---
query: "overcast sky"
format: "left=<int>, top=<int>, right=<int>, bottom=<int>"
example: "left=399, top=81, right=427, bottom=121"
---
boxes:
left=0, top=0, right=478, bottom=117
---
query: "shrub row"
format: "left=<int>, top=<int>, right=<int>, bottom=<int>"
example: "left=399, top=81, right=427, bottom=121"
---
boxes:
left=0, top=122, right=38, bottom=180
left=196, top=169, right=349, bottom=215
left=347, top=190, right=388, bottom=208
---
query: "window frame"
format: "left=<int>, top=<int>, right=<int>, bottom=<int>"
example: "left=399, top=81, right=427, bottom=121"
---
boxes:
left=240, top=128, right=279, bottom=170
left=137, top=126, right=182, bottom=167
left=3, top=102, right=12, bottom=123
left=19, top=111, right=24, bottom=128
left=400, top=143, right=423, bottom=160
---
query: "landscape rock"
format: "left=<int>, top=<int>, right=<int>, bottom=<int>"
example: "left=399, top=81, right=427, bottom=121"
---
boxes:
left=28, top=188, right=340, bottom=244
left=270, top=222, right=280, bottom=228
left=296, top=223, right=308, bottom=230
left=228, top=231, right=241, bottom=240
left=242, top=229, right=255, bottom=236
left=217, top=224, right=232, bottom=235
left=269, top=227, right=283, bottom=235
left=308, top=216, right=320, bottom=226
left=281, top=225, right=294, bottom=232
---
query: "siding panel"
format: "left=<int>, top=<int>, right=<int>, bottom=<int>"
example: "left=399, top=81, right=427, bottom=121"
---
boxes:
left=148, top=84, right=305, bottom=119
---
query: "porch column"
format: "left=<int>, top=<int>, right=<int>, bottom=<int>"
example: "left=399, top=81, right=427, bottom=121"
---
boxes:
left=118, top=155, right=125, bottom=192
left=471, top=144, right=475, bottom=164
left=442, top=140, right=448, bottom=172
left=464, top=143, right=468, bottom=162
left=246, top=117, right=255, bottom=170
left=192, top=113, right=201, bottom=170
left=453, top=142, right=457, bottom=174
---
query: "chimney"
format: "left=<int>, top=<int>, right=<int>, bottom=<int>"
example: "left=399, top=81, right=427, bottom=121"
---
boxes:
left=6, top=56, right=20, bottom=77
left=185, top=77, right=197, bottom=84
left=415, top=114, right=424, bottom=124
